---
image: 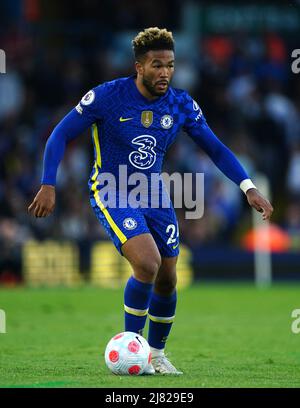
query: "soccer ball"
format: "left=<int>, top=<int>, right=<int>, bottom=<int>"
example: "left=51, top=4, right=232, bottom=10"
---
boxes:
left=104, top=331, right=151, bottom=375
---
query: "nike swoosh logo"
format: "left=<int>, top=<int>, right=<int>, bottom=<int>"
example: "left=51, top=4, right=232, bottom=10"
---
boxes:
left=172, top=243, right=179, bottom=249
left=119, top=117, right=133, bottom=122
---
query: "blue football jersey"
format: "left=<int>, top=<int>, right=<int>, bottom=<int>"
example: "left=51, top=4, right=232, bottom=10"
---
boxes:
left=41, top=74, right=249, bottom=255
left=75, top=75, right=203, bottom=183
left=42, top=74, right=248, bottom=191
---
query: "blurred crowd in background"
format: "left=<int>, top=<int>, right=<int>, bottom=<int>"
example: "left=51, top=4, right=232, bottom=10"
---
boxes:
left=1, top=0, right=300, bottom=280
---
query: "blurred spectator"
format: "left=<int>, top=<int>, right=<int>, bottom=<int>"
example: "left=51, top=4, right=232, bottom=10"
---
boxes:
left=0, top=71, right=24, bottom=119
left=283, top=201, right=300, bottom=250
left=287, top=144, right=300, bottom=197
left=0, top=217, right=32, bottom=282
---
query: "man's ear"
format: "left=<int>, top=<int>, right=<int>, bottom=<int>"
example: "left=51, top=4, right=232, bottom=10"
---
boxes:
left=135, top=61, right=143, bottom=76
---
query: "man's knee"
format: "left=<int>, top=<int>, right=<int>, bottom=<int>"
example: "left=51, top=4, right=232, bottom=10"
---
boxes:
left=154, top=273, right=177, bottom=296
left=122, top=234, right=162, bottom=283
left=132, top=254, right=162, bottom=283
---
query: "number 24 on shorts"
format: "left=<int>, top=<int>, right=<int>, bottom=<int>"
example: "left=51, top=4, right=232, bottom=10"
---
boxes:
left=166, top=223, right=179, bottom=248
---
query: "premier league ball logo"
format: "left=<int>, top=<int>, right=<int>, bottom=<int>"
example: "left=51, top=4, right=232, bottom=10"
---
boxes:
left=81, top=90, right=95, bottom=105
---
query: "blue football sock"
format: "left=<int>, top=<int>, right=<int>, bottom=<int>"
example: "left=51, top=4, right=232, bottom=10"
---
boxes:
left=124, top=276, right=153, bottom=336
left=148, top=291, right=177, bottom=350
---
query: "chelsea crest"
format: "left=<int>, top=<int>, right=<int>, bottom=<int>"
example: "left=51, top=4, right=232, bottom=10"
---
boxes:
left=160, top=114, right=173, bottom=129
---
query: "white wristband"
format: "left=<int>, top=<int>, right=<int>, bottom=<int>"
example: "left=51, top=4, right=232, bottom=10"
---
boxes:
left=240, top=179, right=257, bottom=194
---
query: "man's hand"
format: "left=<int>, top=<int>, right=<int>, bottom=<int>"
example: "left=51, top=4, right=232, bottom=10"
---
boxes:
left=246, top=188, right=273, bottom=221
left=28, top=185, right=56, bottom=218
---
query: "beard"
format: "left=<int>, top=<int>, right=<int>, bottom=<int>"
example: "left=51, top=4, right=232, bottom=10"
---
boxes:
left=142, top=75, right=169, bottom=97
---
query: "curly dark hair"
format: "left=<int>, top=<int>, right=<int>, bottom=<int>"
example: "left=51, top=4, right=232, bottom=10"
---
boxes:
left=132, top=27, right=175, bottom=60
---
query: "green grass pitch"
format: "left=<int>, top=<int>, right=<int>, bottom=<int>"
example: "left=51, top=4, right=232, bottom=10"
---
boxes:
left=0, top=284, right=300, bottom=388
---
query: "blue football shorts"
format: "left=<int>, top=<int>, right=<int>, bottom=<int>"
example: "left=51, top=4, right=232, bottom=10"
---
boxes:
left=89, top=193, right=180, bottom=258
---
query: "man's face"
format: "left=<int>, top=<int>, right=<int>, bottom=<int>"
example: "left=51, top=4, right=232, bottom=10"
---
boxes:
left=137, top=50, right=175, bottom=97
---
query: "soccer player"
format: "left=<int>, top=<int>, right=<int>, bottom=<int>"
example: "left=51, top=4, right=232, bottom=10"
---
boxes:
left=28, top=28, right=273, bottom=375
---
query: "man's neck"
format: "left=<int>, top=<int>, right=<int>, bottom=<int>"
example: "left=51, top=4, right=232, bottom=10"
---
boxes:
left=134, top=76, right=158, bottom=101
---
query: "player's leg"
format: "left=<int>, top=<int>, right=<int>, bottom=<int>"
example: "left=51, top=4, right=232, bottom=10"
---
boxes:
left=122, top=233, right=161, bottom=284
left=149, top=255, right=178, bottom=348
left=148, top=256, right=182, bottom=374
left=121, top=233, right=161, bottom=337
left=142, top=205, right=182, bottom=374
left=89, top=196, right=158, bottom=339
